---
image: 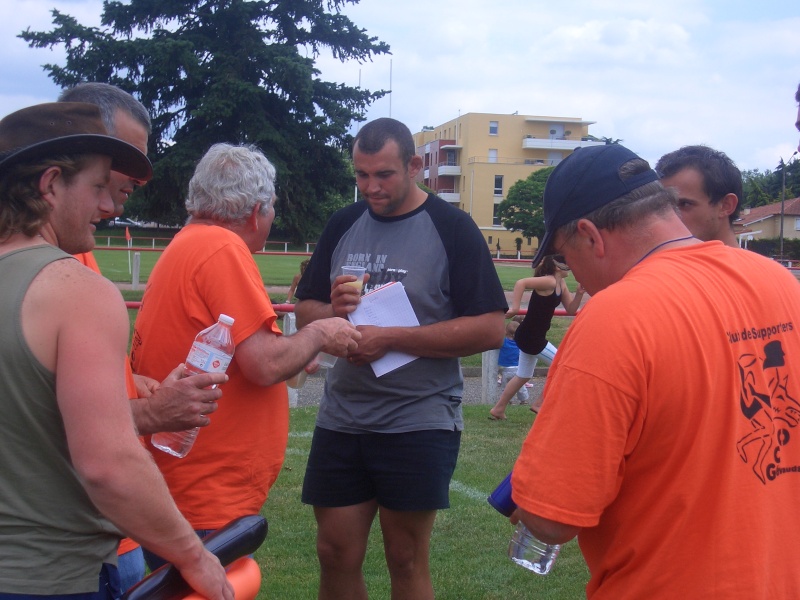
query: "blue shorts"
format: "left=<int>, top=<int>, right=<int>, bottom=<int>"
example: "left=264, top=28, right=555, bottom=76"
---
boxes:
left=0, top=563, right=120, bottom=600
left=302, top=427, right=461, bottom=511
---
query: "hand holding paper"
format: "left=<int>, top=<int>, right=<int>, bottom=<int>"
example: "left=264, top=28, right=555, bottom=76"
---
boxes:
left=347, top=282, right=420, bottom=377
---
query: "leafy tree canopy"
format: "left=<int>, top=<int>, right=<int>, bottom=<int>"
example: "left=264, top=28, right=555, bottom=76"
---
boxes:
left=496, top=166, right=554, bottom=242
left=741, top=158, right=800, bottom=209
left=21, top=0, right=390, bottom=242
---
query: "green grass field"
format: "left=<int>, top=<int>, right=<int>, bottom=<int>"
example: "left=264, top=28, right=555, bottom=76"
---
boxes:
left=257, top=405, right=590, bottom=599
left=101, top=232, right=589, bottom=598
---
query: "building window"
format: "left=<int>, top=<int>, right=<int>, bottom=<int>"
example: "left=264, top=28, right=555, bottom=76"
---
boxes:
left=494, top=175, right=503, bottom=196
left=488, top=149, right=498, bottom=163
left=493, top=205, right=501, bottom=226
left=795, top=217, right=800, bottom=231
left=489, top=121, right=499, bottom=135
left=488, top=236, right=493, bottom=245
left=527, top=237, right=532, bottom=246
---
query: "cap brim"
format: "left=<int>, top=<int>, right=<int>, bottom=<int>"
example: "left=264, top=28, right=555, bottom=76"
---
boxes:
left=0, top=134, right=152, bottom=182
left=531, top=229, right=555, bottom=268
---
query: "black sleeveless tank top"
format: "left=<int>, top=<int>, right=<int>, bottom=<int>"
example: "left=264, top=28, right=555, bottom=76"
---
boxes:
left=514, top=285, right=561, bottom=355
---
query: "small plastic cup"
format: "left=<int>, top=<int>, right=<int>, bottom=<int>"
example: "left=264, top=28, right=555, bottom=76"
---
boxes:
left=286, top=369, right=308, bottom=389
left=487, top=472, right=516, bottom=517
left=341, top=265, right=366, bottom=293
left=508, top=522, right=561, bottom=575
left=316, top=352, right=338, bottom=369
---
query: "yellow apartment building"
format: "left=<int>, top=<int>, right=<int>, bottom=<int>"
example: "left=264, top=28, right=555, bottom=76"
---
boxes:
left=413, top=112, right=605, bottom=258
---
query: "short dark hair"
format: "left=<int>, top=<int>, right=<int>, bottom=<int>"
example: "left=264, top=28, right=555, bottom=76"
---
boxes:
left=59, top=82, right=152, bottom=136
left=654, top=145, right=742, bottom=222
left=353, top=118, right=416, bottom=167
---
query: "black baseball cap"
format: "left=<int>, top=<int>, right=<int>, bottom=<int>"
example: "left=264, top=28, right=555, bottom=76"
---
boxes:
left=532, top=144, right=659, bottom=267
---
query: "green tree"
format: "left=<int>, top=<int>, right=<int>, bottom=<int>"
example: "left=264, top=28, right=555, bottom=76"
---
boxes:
left=741, top=159, right=800, bottom=209
left=741, top=168, right=775, bottom=208
left=496, top=166, right=554, bottom=241
left=21, top=0, right=390, bottom=241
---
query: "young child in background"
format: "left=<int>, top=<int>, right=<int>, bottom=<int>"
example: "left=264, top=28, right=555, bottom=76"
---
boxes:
left=497, top=320, right=528, bottom=406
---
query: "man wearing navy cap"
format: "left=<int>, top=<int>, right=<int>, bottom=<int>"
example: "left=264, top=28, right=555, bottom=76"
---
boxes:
left=510, top=145, right=800, bottom=598
left=0, top=103, right=232, bottom=599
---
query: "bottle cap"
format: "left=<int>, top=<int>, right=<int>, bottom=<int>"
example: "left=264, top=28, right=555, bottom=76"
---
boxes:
left=219, top=314, right=235, bottom=326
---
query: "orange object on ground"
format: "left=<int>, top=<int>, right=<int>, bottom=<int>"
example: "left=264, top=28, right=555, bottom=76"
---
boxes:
left=182, top=557, right=261, bottom=600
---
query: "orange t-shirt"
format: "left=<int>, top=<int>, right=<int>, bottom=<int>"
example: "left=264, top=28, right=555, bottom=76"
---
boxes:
left=73, top=251, right=102, bottom=274
left=513, top=243, right=800, bottom=599
left=130, top=224, right=287, bottom=530
left=73, top=251, right=141, bottom=556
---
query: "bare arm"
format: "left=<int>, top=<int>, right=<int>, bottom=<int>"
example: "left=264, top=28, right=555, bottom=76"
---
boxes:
left=512, top=508, right=581, bottom=546
left=286, top=273, right=301, bottom=302
left=506, top=275, right=558, bottom=318
left=348, top=311, right=505, bottom=365
left=45, top=270, right=232, bottom=599
left=560, top=281, right=586, bottom=316
left=506, top=278, right=534, bottom=316
left=297, top=274, right=504, bottom=364
left=234, top=317, right=361, bottom=386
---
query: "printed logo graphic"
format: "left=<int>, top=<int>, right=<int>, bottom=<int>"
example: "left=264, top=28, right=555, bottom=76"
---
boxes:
left=736, top=340, right=800, bottom=484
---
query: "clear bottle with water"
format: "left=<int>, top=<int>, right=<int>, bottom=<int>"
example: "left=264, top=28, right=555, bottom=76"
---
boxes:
left=508, top=522, right=561, bottom=575
left=488, top=471, right=561, bottom=575
left=151, top=314, right=235, bottom=458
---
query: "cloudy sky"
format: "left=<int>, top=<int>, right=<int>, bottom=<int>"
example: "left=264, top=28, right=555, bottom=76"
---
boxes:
left=2, top=0, right=798, bottom=172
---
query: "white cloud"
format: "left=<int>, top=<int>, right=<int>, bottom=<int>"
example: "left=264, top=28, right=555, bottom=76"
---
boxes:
left=1, top=0, right=798, bottom=172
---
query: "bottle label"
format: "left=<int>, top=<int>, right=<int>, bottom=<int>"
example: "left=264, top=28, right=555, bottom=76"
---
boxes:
left=186, top=342, right=232, bottom=374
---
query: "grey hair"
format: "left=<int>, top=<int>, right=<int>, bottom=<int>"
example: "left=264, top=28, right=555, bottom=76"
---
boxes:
left=58, top=82, right=152, bottom=135
left=558, top=158, right=678, bottom=240
left=185, top=143, right=276, bottom=224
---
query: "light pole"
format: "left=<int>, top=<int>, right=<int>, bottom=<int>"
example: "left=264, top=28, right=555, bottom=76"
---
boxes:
left=779, top=151, right=798, bottom=262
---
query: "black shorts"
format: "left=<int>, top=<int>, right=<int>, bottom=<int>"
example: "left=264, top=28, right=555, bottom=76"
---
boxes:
left=302, top=426, right=461, bottom=511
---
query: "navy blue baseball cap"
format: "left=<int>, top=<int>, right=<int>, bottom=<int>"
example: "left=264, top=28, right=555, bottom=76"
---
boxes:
left=532, top=144, right=659, bottom=267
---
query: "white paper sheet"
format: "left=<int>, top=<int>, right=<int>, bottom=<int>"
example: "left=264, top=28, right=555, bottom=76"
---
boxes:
left=348, top=282, right=420, bottom=377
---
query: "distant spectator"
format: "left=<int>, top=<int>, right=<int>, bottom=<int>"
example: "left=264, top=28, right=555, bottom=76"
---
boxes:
left=497, top=320, right=528, bottom=405
left=489, top=255, right=584, bottom=420
left=287, top=258, right=310, bottom=302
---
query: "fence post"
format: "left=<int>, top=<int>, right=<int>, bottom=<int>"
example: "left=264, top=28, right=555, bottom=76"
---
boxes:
left=283, top=312, right=298, bottom=408
left=132, top=252, right=141, bottom=291
left=481, top=348, right=500, bottom=405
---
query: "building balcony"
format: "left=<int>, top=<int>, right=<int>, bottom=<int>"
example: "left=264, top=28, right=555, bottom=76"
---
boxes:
left=438, top=162, right=461, bottom=176
left=521, top=136, right=605, bottom=151
left=438, top=189, right=460, bottom=202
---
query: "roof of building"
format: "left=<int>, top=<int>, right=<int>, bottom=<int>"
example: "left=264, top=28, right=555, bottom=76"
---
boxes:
left=739, top=197, right=800, bottom=226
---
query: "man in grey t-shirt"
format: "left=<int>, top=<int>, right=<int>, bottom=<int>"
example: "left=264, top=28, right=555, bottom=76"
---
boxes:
left=295, top=117, right=506, bottom=599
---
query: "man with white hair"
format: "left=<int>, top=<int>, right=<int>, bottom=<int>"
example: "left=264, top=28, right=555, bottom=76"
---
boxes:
left=131, top=143, right=361, bottom=570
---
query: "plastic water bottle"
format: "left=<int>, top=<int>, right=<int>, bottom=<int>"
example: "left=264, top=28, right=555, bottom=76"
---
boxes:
left=488, top=472, right=561, bottom=575
left=151, top=314, right=235, bottom=458
left=507, top=521, right=561, bottom=575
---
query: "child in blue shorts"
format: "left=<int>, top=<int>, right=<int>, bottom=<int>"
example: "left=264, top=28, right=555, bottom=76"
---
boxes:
left=497, top=320, right=528, bottom=404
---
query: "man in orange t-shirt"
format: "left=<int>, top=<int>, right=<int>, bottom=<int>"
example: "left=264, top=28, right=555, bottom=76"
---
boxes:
left=130, top=143, right=360, bottom=569
left=510, top=144, right=800, bottom=599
